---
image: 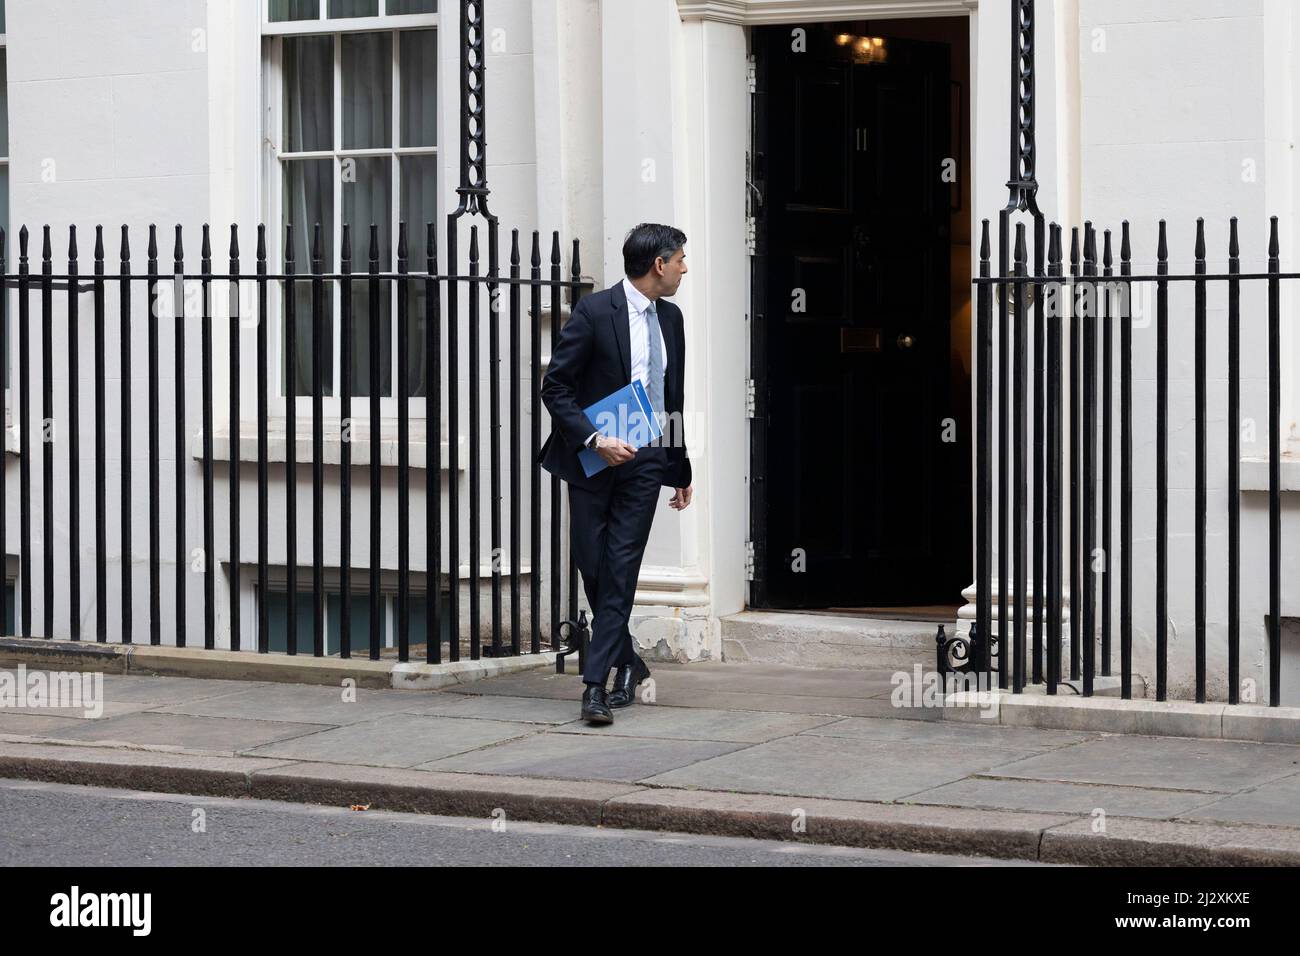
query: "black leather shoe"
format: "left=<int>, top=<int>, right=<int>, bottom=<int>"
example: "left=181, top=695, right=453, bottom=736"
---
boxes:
left=580, top=684, right=614, bottom=724
left=607, top=656, right=651, bottom=708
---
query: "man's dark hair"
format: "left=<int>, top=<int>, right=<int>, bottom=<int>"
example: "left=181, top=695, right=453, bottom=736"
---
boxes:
left=622, top=223, right=687, bottom=279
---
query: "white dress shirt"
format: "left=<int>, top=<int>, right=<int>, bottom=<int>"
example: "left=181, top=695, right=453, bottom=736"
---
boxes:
left=583, top=277, right=668, bottom=448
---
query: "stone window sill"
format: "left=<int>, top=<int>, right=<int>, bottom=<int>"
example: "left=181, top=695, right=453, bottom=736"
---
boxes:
left=190, top=424, right=468, bottom=471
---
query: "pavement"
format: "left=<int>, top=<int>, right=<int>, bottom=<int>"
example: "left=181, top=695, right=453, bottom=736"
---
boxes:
left=2, top=660, right=1300, bottom=865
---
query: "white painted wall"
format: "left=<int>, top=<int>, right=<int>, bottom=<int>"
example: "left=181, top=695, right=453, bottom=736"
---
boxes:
left=5, top=0, right=212, bottom=642
left=1, top=0, right=566, bottom=649
left=966, top=0, right=1297, bottom=702
left=1073, top=0, right=1298, bottom=701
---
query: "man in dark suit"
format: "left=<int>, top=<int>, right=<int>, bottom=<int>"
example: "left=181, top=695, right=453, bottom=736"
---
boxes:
left=538, top=223, right=694, bottom=724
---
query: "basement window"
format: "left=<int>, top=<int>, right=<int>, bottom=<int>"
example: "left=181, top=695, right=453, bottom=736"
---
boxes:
left=262, top=587, right=449, bottom=656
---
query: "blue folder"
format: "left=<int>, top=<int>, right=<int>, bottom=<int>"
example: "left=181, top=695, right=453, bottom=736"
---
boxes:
left=577, top=379, right=663, bottom=477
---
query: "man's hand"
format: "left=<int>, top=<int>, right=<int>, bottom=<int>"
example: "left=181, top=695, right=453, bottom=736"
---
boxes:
left=669, top=485, right=693, bottom=510
left=595, top=436, right=637, bottom=467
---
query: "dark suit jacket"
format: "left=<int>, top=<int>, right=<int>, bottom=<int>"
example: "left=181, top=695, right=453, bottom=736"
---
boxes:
left=537, top=280, right=692, bottom=492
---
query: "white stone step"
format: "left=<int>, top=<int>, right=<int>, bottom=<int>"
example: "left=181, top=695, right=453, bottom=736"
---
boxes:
left=720, top=610, right=950, bottom=670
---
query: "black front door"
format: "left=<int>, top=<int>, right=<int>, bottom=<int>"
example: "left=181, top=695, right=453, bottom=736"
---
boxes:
left=751, top=23, right=960, bottom=608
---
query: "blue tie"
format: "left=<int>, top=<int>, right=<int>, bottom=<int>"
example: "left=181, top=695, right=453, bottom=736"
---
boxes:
left=645, top=301, right=665, bottom=431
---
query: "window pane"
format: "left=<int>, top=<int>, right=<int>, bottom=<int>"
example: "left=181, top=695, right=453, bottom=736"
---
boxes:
left=343, top=157, right=392, bottom=396
left=282, top=159, right=335, bottom=396
left=342, top=32, right=392, bottom=149
left=283, top=36, right=333, bottom=153
left=264, top=591, right=320, bottom=654
left=326, top=591, right=383, bottom=653
left=404, top=589, right=450, bottom=653
left=269, top=0, right=319, bottom=22
left=401, top=155, right=436, bottom=397
left=329, top=0, right=378, bottom=16
left=400, top=30, right=437, bottom=147
left=388, top=0, right=437, bottom=13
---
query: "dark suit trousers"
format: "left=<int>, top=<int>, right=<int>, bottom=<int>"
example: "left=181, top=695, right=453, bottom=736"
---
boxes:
left=569, top=442, right=669, bottom=685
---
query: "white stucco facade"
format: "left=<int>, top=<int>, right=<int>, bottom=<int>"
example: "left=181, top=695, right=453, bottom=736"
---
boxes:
left=1, top=0, right=1297, bottom=701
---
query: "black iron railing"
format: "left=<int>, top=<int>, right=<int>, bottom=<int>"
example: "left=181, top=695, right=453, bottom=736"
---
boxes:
left=969, top=214, right=1288, bottom=706
left=0, top=220, right=587, bottom=664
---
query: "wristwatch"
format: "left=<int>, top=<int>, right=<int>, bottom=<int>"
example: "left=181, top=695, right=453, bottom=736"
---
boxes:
left=584, top=433, right=601, bottom=450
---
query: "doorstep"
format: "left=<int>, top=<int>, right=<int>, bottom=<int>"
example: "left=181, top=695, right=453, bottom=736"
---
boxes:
left=0, top=637, right=555, bottom=691
left=720, top=610, right=943, bottom=670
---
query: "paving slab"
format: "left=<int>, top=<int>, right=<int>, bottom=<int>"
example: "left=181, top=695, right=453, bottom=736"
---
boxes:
left=1, top=675, right=276, bottom=721
left=148, top=682, right=422, bottom=725
left=26, top=710, right=333, bottom=754
left=1, top=671, right=253, bottom=717
left=398, top=693, right=583, bottom=725
left=802, top=717, right=1097, bottom=751
left=0, top=701, right=154, bottom=719
left=243, top=713, right=541, bottom=768
left=639, top=691, right=947, bottom=719
left=445, top=671, right=584, bottom=700
left=419, top=732, right=748, bottom=782
left=1180, top=771, right=1300, bottom=828
left=554, top=705, right=837, bottom=743
left=98, top=675, right=277, bottom=705
left=0, top=712, right=93, bottom=736
left=905, top=776, right=1227, bottom=819
left=986, top=735, right=1300, bottom=793
left=640, top=734, right=1038, bottom=802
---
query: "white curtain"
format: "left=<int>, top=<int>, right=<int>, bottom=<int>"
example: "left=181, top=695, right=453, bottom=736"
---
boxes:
left=282, top=35, right=333, bottom=397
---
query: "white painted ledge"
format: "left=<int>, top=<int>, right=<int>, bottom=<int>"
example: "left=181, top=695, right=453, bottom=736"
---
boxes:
left=944, top=690, right=1300, bottom=744
left=1240, top=456, right=1300, bottom=492
left=190, top=427, right=468, bottom=470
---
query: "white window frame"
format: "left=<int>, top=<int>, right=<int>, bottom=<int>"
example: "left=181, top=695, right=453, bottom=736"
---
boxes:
left=261, top=0, right=439, bottom=424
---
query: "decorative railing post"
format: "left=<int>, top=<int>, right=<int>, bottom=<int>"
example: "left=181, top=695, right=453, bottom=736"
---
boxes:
left=1006, top=0, right=1040, bottom=215
left=452, top=0, right=496, bottom=223
left=980, top=0, right=1044, bottom=691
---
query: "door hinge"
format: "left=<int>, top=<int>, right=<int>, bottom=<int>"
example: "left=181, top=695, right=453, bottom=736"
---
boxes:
left=745, top=377, right=757, bottom=418
left=747, top=54, right=756, bottom=93
left=745, top=215, right=757, bottom=254
left=744, top=540, right=756, bottom=580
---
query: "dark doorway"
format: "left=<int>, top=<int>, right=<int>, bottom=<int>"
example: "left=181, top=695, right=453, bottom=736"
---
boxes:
left=750, top=19, right=971, bottom=610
